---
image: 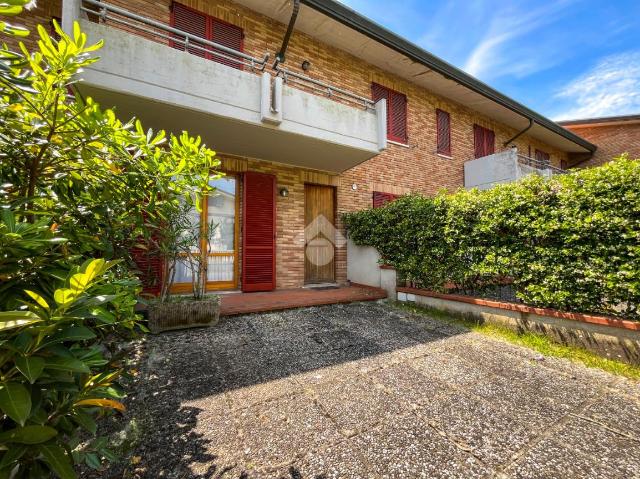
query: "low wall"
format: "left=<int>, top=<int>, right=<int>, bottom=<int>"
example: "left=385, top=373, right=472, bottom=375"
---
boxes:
left=347, top=240, right=396, bottom=299
left=398, top=288, right=640, bottom=365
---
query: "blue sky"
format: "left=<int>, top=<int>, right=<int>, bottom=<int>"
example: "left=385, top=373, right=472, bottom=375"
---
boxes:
left=338, top=0, right=640, bottom=120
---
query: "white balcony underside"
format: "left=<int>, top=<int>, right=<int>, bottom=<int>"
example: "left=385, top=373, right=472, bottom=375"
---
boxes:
left=77, top=20, right=383, bottom=173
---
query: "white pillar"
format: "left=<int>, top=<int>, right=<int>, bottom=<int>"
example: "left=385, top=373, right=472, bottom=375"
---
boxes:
left=61, top=0, right=82, bottom=36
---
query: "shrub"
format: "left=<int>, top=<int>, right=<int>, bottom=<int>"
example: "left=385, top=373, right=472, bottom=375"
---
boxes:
left=0, top=20, right=219, bottom=477
left=343, top=157, right=640, bottom=319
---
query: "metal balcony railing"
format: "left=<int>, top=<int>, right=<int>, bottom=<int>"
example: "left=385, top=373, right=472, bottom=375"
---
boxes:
left=516, top=154, right=568, bottom=175
left=78, top=1, right=374, bottom=112
left=80, top=0, right=270, bottom=71
left=275, top=66, right=376, bottom=111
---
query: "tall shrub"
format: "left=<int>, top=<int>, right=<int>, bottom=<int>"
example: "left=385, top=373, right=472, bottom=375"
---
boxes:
left=343, top=157, right=640, bottom=318
left=0, top=20, right=219, bottom=477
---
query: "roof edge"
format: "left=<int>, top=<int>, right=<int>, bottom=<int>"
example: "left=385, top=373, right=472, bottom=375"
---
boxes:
left=558, top=114, right=640, bottom=126
left=300, top=0, right=597, bottom=153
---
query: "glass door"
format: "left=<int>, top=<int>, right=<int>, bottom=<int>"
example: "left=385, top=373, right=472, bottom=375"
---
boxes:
left=205, top=176, right=237, bottom=290
left=172, top=176, right=238, bottom=292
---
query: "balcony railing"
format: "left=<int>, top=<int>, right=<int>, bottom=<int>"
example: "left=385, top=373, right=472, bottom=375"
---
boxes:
left=80, top=0, right=270, bottom=71
left=275, top=66, right=376, bottom=111
left=516, top=154, right=568, bottom=175
left=78, top=0, right=372, bottom=111
left=464, top=149, right=568, bottom=190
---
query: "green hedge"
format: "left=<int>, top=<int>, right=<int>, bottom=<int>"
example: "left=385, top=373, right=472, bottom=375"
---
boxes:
left=343, top=156, right=640, bottom=319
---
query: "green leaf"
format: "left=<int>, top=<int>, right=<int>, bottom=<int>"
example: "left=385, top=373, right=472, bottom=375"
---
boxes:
left=0, top=383, right=31, bottom=426
left=0, top=426, right=57, bottom=444
left=0, top=444, right=27, bottom=470
left=45, top=326, right=97, bottom=347
left=44, top=357, right=91, bottom=374
left=54, top=288, right=77, bottom=307
left=15, top=356, right=45, bottom=384
left=72, top=409, right=97, bottom=435
left=39, top=444, right=77, bottom=479
left=0, top=311, right=41, bottom=331
left=25, top=290, right=49, bottom=310
left=84, top=452, right=101, bottom=470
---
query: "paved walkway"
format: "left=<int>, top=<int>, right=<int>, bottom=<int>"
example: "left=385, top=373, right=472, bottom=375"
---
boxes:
left=219, top=285, right=387, bottom=316
left=106, top=302, right=640, bottom=478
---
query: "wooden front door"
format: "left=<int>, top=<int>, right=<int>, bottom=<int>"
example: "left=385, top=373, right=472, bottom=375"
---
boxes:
left=304, top=184, right=336, bottom=284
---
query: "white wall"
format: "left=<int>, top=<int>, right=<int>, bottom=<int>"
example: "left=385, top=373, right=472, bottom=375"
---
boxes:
left=347, top=240, right=396, bottom=298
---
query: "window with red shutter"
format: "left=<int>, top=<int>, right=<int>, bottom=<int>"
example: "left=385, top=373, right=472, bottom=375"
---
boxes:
left=242, top=172, right=276, bottom=292
left=436, top=109, right=451, bottom=156
left=372, top=83, right=408, bottom=143
left=473, top=124, right=495, bottom=158
left=171, top=3, right=244, bottom=69
left=373, top=192, right=400, bottom=208
left=535, top=149, right=550, bottom=168
left=211, top=18, right=244, bottom=68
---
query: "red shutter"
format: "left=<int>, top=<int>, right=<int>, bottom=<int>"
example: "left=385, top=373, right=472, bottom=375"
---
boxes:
left=242, top=172, right=276, bottom=292
left=485, top=128, right=495, bottom=156
left=211, top=18, right=244, bottom=69
left=389, top=91, right=408, bottom=143
left=373, top=192, right=400, bottom=208
left=171, top=3, right=208, bottom=58
left=473, top=124, right=483, bottom=158
left=473, top=124, right=495, bottom=158
left=436, top=109, right=451, bottom=156
left=535, top=149, right=550, bottom=167
left=372, top=83, right=407, bottom=143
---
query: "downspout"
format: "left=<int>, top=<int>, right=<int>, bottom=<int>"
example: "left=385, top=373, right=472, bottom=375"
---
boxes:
left=503, top=118, right=533, bottom=147
left=274, top=0, right=300, bottom=69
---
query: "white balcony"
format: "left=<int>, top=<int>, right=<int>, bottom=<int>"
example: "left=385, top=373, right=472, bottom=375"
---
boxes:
left=464, top=149, right=567, bottom=190
left=65, top=1, right=386, bottom=173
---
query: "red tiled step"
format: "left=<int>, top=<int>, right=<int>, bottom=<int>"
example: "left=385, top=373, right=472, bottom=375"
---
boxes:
left=220, top=284, right=386, bottom=316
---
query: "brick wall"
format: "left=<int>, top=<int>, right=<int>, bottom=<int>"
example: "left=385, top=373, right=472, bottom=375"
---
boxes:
left=10, top=0, right=577, bottom=290
left=563, top=122, right=640, bottom=168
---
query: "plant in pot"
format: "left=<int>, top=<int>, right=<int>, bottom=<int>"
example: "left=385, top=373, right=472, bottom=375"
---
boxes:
left=147, top=199, right=222, bottom=333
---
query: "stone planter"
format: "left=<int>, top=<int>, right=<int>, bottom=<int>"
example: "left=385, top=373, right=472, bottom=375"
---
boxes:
left=147, top=296, right=220, bottom=334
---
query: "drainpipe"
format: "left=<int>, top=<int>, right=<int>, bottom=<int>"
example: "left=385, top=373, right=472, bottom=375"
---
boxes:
left=274, top=0, right=300, bottom=69
left=503, top=118, right=533, bottom=147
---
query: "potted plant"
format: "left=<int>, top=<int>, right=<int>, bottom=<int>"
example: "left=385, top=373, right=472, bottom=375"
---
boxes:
left=147, top=200, right=221, bottom=333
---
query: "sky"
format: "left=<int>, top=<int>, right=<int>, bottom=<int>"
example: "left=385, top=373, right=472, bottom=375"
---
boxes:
left=337, top=0, right=640, bottom=121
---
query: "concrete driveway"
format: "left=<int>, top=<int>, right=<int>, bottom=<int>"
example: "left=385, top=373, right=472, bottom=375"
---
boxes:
left=106, top=302, right=640, bottom=478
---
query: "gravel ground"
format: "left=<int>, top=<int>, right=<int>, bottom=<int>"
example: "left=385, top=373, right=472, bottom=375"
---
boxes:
left=98, top=301, right=640, bottom=478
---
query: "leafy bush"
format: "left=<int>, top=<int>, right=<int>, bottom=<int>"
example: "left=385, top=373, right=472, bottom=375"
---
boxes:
left=343, top=156, right=640, bottom=319
left=0, top=20, right=219, bottom=477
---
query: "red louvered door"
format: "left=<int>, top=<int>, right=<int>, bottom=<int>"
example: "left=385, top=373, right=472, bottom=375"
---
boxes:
left=372, top=83, right=407, bottom=143
left=212, top=18, right=244, bottom=69
left=473, top=124, right=495, bottom=158
left=171, top=3, right=208, bottom=57
left=388, top=90, right=407, bottom=142
left=242, top=172, right=276, bottom=292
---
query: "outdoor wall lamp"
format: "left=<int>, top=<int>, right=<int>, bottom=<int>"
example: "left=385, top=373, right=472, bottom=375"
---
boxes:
left=301, top=60, right=311, bottom=71
left=279, top=187, right=289, bottom=197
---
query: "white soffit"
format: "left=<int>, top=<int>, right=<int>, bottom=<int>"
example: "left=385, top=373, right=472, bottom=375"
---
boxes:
left=234, top=0, right=589, bottom=153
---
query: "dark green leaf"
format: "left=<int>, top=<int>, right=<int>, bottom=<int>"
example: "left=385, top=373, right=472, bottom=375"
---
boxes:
left=0, top=383, right=31, bottom=426
left=39, top=444, right=77, bottom=479
left=0, top=426, right=57, bottom=444
left=15, top=356, right=45, bottom=384
left=44, top=357, right=91, bottom=374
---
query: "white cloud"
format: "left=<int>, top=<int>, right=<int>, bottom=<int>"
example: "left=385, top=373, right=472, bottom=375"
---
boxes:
left=553, top=51, right=640, bottom=121
left=463, top=1, right=577, bottom=80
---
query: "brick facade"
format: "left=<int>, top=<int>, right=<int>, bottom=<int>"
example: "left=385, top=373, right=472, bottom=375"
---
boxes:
left=562, top=121, right=640, bottom=168
left=11, top=0, right=582, bottom=290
